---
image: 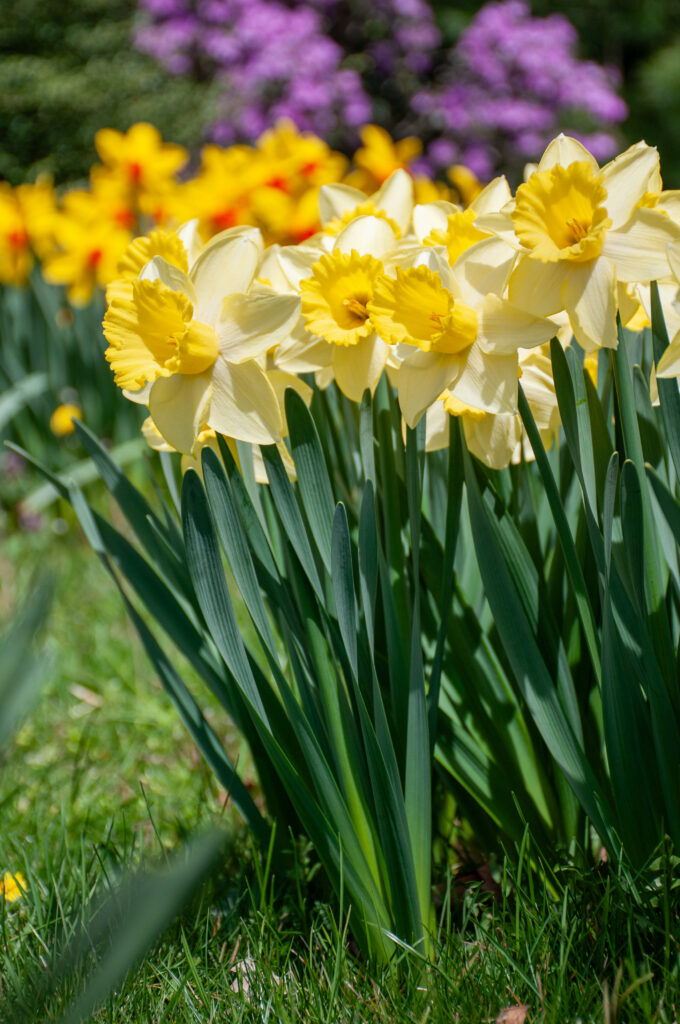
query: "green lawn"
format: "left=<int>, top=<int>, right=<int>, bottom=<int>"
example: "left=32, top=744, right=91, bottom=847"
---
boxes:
left=1, top=515, right=678, bottom=1022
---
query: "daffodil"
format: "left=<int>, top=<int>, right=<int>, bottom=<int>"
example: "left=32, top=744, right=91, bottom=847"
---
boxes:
left=413, top=176, right=512, bottom=269
left=349, top=125, right=421, bottom=190
left=92, top=122, right=187, bottom=219
left=0, top=184, right=33, bottom=285
left=369, top=243, right=558, bottom=427
left=319, top=169, right=414, bottom=239
left=42, top=189, right=132, bottom=305
left=104, top=230, right=301, bottom=452
left=478, top=136, right=680, bottom=351
left=299, top=216, right=398, bottom=401
left=1, top=871, right=26, bottom=903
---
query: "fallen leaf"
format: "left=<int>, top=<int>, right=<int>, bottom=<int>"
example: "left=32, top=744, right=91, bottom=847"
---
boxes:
left=495, top=1005, right=529, bottom=1024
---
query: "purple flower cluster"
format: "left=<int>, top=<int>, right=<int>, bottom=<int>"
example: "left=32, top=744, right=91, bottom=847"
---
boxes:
left=412, top=0, right=627, bottom=179
left=134, top=0, right=627, bottom=180
left=135, top=0, right=371, bottom=144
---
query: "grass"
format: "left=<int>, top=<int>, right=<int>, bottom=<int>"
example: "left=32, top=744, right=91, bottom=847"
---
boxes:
left=1, top=509, right=679, bottom=1022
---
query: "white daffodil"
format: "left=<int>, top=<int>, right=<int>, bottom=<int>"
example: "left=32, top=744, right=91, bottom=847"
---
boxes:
left=297, top=215, right=399, bottom=402
left=367, top=238, right=559, bottom=428
left=104, top=229, right=301, bottom=453
left=423, top=345, right=560, bottom=470
left=318, top=168, right=414, bottom=239
left=476, top=136, right=680, bottom=351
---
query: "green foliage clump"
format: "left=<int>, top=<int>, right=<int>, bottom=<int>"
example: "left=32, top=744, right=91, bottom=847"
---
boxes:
left=0, top=0, right=219, bottom=184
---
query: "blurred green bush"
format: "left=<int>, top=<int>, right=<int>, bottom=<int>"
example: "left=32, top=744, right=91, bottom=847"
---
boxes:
left=0, top=0, right=219, bottom=185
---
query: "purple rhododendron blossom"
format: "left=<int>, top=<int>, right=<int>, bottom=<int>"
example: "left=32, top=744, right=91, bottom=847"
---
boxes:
left=417, top=0, right=627, bottom=177
left=134, top=0, right=626, bottom=179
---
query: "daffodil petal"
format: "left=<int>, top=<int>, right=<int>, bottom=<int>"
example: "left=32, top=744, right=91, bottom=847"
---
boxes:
left=413, top=201, right=457, bottom=243
left=477, top=294, right=557, bottom=355
left=668, top=241, right=680, bottom=283
left=148, top=372, right=212, bottom=455
left=318, top=183, right=366, bottom=226
left=508, top=254, right=566, bottom=316
left=140, top=256, right=196, bottom=305
left=277, top=244, right=327, bottom=290
left=332, top=333, right=389, bottom=402
left=191, top=234, right=261, bottom=328
left=423, top=399, right=450, bottom=452
left=452, top=237, right=517, bottom=306
left=656, top=338, right=680, bottom=378
left=267, top=370, right=314, bottom=434
left=217, top=292, right=301, bottom=363
left=563, top=257, right=618, bottom=350
left=601, top=209, right=680, bottom=282
left=373, top=168, right=414, bottom=234
left=397, top=350, right=458, bottom=427
left=209, top=358, right=282, bottom=445
left=176, top=219, right=202, bottom=268
left=333, top=215, right=397, bottom=259
left=601, top=142, right=661, bottom=228
left=537, top=135, right=599, bottom=173
left=449, top=344, right=519, bottom=415
left=122, top=383, right=152, bottom=405
left=470, top=175, right=513, bottom=215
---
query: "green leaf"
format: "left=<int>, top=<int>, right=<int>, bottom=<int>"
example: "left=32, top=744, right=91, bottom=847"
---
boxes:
left=285, top=388, right=335, bottom=573
left=651, top=280, right=680, bottom=482
left=463, top=444, right=614, bottom=847
left=331, top=503, right=358, bottom=678
left=261, top=443, right=324, bottom=600
left=201, top=446, right=278, bottom=660
left=181, top=469, right=270, bottom=726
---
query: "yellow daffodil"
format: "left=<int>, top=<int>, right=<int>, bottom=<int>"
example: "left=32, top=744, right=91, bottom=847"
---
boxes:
left=104, top=229, right=301, bottom=452
left=92, top=122, right=187, bottom=219
left=0, top=184, right=32, bottom=285
left=50, top=403, right=82, bottom=436
left=42, top=190, right=132, bottom=305
left=299, top=216, right=398, bottom=401
left=349, top=125, right=421, bottom=190
left=370, top=243, right=558, bottom=427
left=16, top=177, right=57, bottom=263
left=478, top=136, right=680, bottom=350
left=1, top=871, right=26, bottom=903
left=447, top=165, right=484, bottom=207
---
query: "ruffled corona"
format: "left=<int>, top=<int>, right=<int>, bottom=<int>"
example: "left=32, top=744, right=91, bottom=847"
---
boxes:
left=300, top=250, right=384, bottom=346
left=368, top=265, right=478, bottom=355
left=424, top=209, right=490, bottom=265
left=324, top=202, right=402, bottom=239
left=104, top=278, right=219, bottom=390
left=512, top=161, right=611, bottom=263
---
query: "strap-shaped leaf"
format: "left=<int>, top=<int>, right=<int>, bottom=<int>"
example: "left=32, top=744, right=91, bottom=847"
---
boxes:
left=358, top=482, right=378, bottom=654
left=202, top=446, right=278, bottom=659
left=285, top=388, right=335, bottom=573
left=463, top=445, right=614, bottom=846
left=261, top=443, right=324, bottom=600
left=182, top=469, right=271, bottom=726
left=331, top=503, right=358, bottom=677
left=651, top=280, right=680, bottom=482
